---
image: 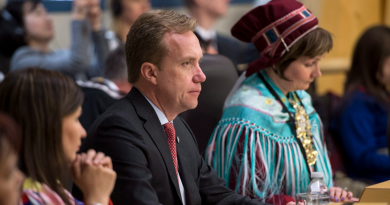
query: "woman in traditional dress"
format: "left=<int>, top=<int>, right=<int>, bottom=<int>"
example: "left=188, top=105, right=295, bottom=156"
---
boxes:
left=206, top=0, right=355, bottom=204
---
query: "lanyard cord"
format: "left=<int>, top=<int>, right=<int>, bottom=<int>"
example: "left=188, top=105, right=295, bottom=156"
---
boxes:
left=257, top=71, right=315, bottom=179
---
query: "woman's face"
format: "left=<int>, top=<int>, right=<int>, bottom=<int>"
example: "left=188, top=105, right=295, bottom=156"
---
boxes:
left=282, top=55, right=324, bottom=91
left=23, top=2, right=54, bottom=43
left=0, top=142, right=24, bottom=205
left=121, top=0, right=151, bottom=25
left=62, top=106, right=86, bottom=162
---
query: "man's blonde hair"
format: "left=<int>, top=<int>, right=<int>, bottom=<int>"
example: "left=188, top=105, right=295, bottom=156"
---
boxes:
left=126, top=10, right=197, bottom=83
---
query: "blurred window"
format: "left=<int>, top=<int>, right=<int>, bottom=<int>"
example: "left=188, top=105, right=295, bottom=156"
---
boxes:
left=6, top=0, right=106, bottom=12
left=7, top=0, right=254, bottom=13
left=151, top=0, right=253, bottom=8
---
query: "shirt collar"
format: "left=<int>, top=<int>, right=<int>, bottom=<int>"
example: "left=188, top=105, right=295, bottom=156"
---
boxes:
left=140, top=91, right=171, bottom=125
left=195, top=25, right=217, bottom=41
left=90, top=77, right=119, bottom=91
left=103, top=78, right=119, bottom=91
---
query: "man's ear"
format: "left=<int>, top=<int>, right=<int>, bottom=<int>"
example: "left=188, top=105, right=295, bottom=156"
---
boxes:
left=140, top=62, right=158, bottom=86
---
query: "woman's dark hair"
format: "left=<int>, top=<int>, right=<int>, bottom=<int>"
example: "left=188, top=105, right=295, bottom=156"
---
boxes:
left=274, top=27, right=333, bottom=80
left=344, top=25, right=390, bottom=104
left=0, top=0, right=40, bottom=57
left=0, top=68, right=84, bottom=204
left=0, top=112, right=21, bottom=162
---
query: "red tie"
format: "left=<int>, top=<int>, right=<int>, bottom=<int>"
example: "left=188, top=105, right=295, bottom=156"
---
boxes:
left=163, top=123, right=179, bottom=182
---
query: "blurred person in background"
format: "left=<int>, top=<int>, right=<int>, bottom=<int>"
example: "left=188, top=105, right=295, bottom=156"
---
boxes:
left=106, top=0, right=151, bottom=50
left=77, top=45, right=131, bottom=131
left=206, top=0, right=356, bottom=204
left=184, top=0, right=259, bottom=73
left=0, top=68, right=116, bottom=205
left=331, top=25, right=390, bottom=184
left=0, top=0, right=108, bottom=80
left=0, top=113, right=24, bottom=205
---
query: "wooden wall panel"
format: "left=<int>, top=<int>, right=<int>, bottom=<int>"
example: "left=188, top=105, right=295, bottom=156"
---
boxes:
left=319, top=0, right=382, bottom=59
left=300, top=0, right=383, bottom=95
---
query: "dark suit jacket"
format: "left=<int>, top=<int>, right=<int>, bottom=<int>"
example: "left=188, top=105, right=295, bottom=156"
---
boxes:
left=79, top=87, right=117, bottom=132
left=72, top=87, right=267, bottom=205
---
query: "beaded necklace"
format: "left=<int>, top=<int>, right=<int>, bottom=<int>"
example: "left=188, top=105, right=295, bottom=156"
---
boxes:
left=289, top=93, right=318, bottom=166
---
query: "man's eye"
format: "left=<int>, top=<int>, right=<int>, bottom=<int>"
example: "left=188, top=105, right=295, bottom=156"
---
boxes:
left=184, top=62, right=190, bottom=66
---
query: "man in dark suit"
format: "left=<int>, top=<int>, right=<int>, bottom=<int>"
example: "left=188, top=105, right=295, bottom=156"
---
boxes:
left=72, top=9, right=268, bottom=205
left=183, top=0, right=259, bottom=73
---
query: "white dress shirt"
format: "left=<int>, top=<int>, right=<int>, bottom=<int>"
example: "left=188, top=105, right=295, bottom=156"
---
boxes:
left=195, top=26, right=218, bottom=52
left=141, top=92, right=186, bottom=205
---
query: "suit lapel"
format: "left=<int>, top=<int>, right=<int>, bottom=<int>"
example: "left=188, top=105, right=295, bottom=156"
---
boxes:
left=175, top=117, right=197, bottom=205
left=127, top=88, right=183, bottom=203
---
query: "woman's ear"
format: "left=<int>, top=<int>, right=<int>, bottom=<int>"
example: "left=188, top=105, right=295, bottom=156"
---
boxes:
left=140, top=62, right=159, bottom=85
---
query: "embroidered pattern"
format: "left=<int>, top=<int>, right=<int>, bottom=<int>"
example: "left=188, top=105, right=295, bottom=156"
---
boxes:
left=205, top=71, right=333, bottom=201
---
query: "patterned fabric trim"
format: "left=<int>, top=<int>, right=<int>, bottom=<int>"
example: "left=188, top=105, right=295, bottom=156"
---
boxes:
left=269, top=15, right=316, bottom=57
left=206, top=117, right=333, bottom=200
left=22, top=178, right=83, bottom=205
left=251, top=5, right=307, bottom=44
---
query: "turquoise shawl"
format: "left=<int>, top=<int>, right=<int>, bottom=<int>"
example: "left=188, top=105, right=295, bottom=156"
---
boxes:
left=205, top=70, right=333, bottom=201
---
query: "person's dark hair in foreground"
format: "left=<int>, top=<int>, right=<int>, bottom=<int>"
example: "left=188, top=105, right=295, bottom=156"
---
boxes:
left=0, top=113, right=24, bottom=205
left=0, top=68, right=116, bottom=205
left=72, top=9, right=269, bottom=205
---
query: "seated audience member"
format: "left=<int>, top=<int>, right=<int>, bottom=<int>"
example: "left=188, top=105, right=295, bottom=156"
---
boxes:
left=195, top=32, right=217, bottom=54
left=78, top=45, right=131, bottom=131
left=0, top=68, right=116, bottom=205
left=205, top=0, right=356, bottom=204
left=106, top=0, right=150, bottom=50
left=0, top=0, right=108, bottom=80
left=0, top=113, right=24, bottom=205
left=72, top=9, right=272, bottom=205
left=331, top=26, right=390, bottom=183
left=184, top=0, right=259, bottom=72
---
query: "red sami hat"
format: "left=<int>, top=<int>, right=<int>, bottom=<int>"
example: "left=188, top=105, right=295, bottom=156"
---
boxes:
left=232, top=0, right=318, bottom=77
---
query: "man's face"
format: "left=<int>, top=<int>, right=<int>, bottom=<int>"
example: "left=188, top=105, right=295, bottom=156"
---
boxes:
left=198, top=0, right=230, bottom=18
left=155, top=31, right=205, bottom=115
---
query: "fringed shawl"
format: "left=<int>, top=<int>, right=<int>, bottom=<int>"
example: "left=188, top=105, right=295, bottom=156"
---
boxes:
left=206, top=70, right=333, bottom=202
